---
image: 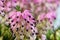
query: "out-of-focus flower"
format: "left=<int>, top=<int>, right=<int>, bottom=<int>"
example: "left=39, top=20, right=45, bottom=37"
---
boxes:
left=41, top=34, right=46, bottom=40
left=5, top=1, right=12, bottom=12
left=47, top=0, right=55, bottom=3
left=32, top=0, right=44, bottom=4
left=37, top=13, right=46, bottom=22
left=46, top=11, right=56, bottom=22
left=37, top=11, right=56, bottom=23
left=0, top=1, right=3, bottom=6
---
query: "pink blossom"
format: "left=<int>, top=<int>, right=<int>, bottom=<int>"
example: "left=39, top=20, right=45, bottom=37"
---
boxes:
left=37, top=11, right=56, bottom=24
left=8, top=10, right=37, bottom=40
left=0, top=1, right=3, bottom=6
left=41, top=34, right=46, bottom=40
left=12, top=0, right=20, bottom=7
left=37, top=13, right=46, bottom=22
left=0, top=6, right=5, bottom=11
left=22, top=10, right=34, bottom=19
left=6, top=1, right=11, bottom=7
left=47, top=0, right=53, bottom=2
left=32, top=0, right=43, bottom=4
left=46, top=11, right=56, bottom=22
left=22, top=10, right=37, bottom=32
left=8, top=11, right=16, bottom=18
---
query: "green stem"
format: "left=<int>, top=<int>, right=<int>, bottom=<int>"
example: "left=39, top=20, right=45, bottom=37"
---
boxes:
left=54, top=30, right=56, bottom=40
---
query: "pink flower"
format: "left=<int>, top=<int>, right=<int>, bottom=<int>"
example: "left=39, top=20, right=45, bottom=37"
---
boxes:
left=41, top=34, right=46, bottom=40
left=22, top=10, right=34, bottom=19
left=0, top=1, right=3, bottom=6
left=0, top=6, right=5, bottom=11
left=11, top=0, right=17, bottom=2
left=46, top=11, right=56, bottom=22
left=32, top=0, right=43, bottom=4
left=2, top=1, right=12, bottom=12
left=8, top=11, right=22, bottom=29
left=8, top=10, right=38, bottom=40
left=37, top=11, right=56, bottom=25
left=8, top=11, right=16, bottom=18
left=47, top=0, right=56, bottom=3
left=37, top=13, right=46, bottom=22
left=6, top=1, right=11, bottom=7
left=22, top=10, right=37, bottom=32
left=12, top=0, right=20, bottom=7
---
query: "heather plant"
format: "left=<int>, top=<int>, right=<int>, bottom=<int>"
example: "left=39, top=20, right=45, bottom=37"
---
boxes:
left=0, top=0, right=60, bottom=40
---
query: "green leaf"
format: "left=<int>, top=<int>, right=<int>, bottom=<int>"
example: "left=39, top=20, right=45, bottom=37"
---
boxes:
left=35, top=36, right=39, bottom=40
left=3, top=34, right=9, bottom=40
left=15, top=5, right=20, bottom=11
left=5, top=24, right=10, bottom=28
left=3, top=29, right=13, bottom=40
left=46, top=30, right=53, bottom=40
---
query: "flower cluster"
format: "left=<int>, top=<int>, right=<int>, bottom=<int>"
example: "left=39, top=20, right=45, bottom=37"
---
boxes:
left=0, top=0, right=60, bottom=40
left=8, top=10, right=37, bottom=40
